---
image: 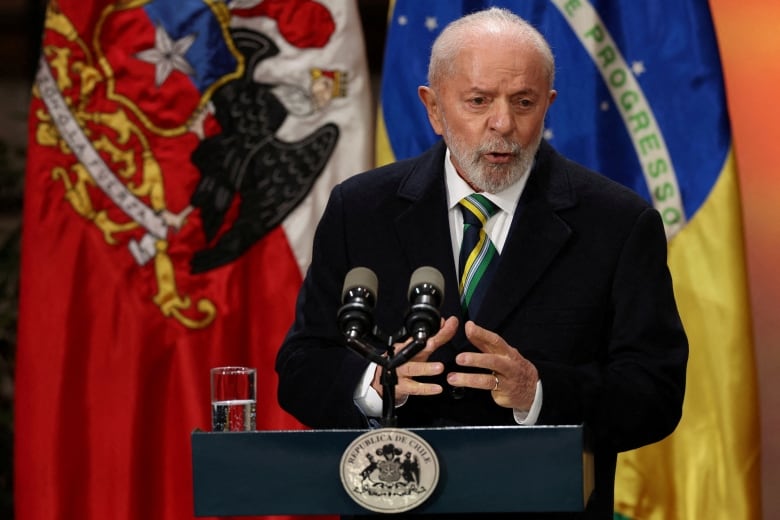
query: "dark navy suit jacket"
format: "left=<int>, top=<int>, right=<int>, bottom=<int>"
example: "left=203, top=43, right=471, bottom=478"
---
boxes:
left=276, top=140, right=688, bottom=517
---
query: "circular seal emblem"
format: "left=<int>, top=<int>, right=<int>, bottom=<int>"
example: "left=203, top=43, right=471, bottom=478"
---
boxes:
left=340, top=428, right=440, bottom=513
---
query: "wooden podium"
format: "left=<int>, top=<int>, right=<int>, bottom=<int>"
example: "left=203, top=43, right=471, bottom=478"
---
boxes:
left=191, top=425, right=593, bottom=516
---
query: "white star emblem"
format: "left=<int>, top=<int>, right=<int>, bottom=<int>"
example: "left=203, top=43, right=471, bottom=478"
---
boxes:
left=425, top=16, right=438, bottom=31
left=600, top=101, right=610, bottom=111
left=398, top=15, right=408, bottom=26
left=136, top=24, right=196, bottom=87
left=631, top=61, right=646, bottom=76
left=543, top=128, right=554, bottom=140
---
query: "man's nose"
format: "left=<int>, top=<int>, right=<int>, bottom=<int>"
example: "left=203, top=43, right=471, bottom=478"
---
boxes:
left=489, top=100, right=515, bottom=134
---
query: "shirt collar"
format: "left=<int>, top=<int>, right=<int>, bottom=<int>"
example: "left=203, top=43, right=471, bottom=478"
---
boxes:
left=444, top=148, right=530, bottom=215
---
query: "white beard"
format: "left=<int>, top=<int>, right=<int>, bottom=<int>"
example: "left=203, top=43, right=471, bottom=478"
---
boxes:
left=443, top=119, right=542, bottom=193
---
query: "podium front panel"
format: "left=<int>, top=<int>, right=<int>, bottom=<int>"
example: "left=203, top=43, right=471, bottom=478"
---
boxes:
left=191, top=425, right=592, bottom=516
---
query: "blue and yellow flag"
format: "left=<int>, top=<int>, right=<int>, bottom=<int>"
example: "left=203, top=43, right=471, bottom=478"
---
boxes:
left=377, top=1, right=760, bottom=518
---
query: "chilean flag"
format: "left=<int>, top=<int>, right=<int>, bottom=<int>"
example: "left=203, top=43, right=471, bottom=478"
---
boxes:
left=16, top=1, right=373, bottom=520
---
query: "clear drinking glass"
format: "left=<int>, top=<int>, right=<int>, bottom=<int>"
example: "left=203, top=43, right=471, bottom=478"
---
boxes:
left=210, top=366, right=256, bottom=432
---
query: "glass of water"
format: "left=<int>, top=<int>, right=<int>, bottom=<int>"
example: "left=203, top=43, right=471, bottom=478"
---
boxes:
left=210, top=366, right=256, bottom=432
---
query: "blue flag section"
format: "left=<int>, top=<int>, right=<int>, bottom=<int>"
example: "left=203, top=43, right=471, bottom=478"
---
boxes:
left=381, top=0, right=726, bottom=235
left=378, top=1, right=760, bottom=518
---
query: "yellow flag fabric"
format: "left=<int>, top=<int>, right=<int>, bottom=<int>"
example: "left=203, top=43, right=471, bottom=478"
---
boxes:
left=614, top=153, right=760, bottom=519
left=377, top=1, right=760, bottom=518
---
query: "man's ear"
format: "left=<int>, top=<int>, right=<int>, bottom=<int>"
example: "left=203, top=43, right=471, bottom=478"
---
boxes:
left=418, top=86, right=444, bottom=136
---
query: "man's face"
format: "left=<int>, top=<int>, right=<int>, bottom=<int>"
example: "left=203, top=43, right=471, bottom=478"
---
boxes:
left=419, top=35, right=556, bottom=193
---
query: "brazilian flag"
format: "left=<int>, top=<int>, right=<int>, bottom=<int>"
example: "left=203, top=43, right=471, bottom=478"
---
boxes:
left=377, top=1, right=760, bottom=518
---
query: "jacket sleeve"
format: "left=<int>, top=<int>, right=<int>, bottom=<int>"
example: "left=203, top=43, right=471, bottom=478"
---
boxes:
left=535, top=207, right=688, bottom=452
left=275, top=184, right=373, bottom=429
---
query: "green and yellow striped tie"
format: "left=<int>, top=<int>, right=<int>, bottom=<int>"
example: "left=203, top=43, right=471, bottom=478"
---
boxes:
left=458, top=194, right=499, bottom=317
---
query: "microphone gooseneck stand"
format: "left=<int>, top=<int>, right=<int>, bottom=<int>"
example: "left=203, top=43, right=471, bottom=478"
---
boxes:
left=344, top=331, right=428, bottom=427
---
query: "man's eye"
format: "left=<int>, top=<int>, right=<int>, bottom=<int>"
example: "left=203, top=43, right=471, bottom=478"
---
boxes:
left=470, top=97, right=486, bottom=105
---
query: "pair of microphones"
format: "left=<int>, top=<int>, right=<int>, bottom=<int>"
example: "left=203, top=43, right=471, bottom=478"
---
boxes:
left=337, top=266, right=445, bottom=368
left=336, top=266, right=445, bottom=425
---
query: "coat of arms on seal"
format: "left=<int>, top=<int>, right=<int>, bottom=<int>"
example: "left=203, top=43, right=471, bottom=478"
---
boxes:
left=340, top=428, right=439, bottom=514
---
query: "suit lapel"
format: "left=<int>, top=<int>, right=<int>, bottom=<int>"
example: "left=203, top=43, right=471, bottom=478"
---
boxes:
left=394, top=142, right=463, bottom=319
left=389, top=141, right=579, bottom=338
left=477, top=142, right=578, bottom=330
